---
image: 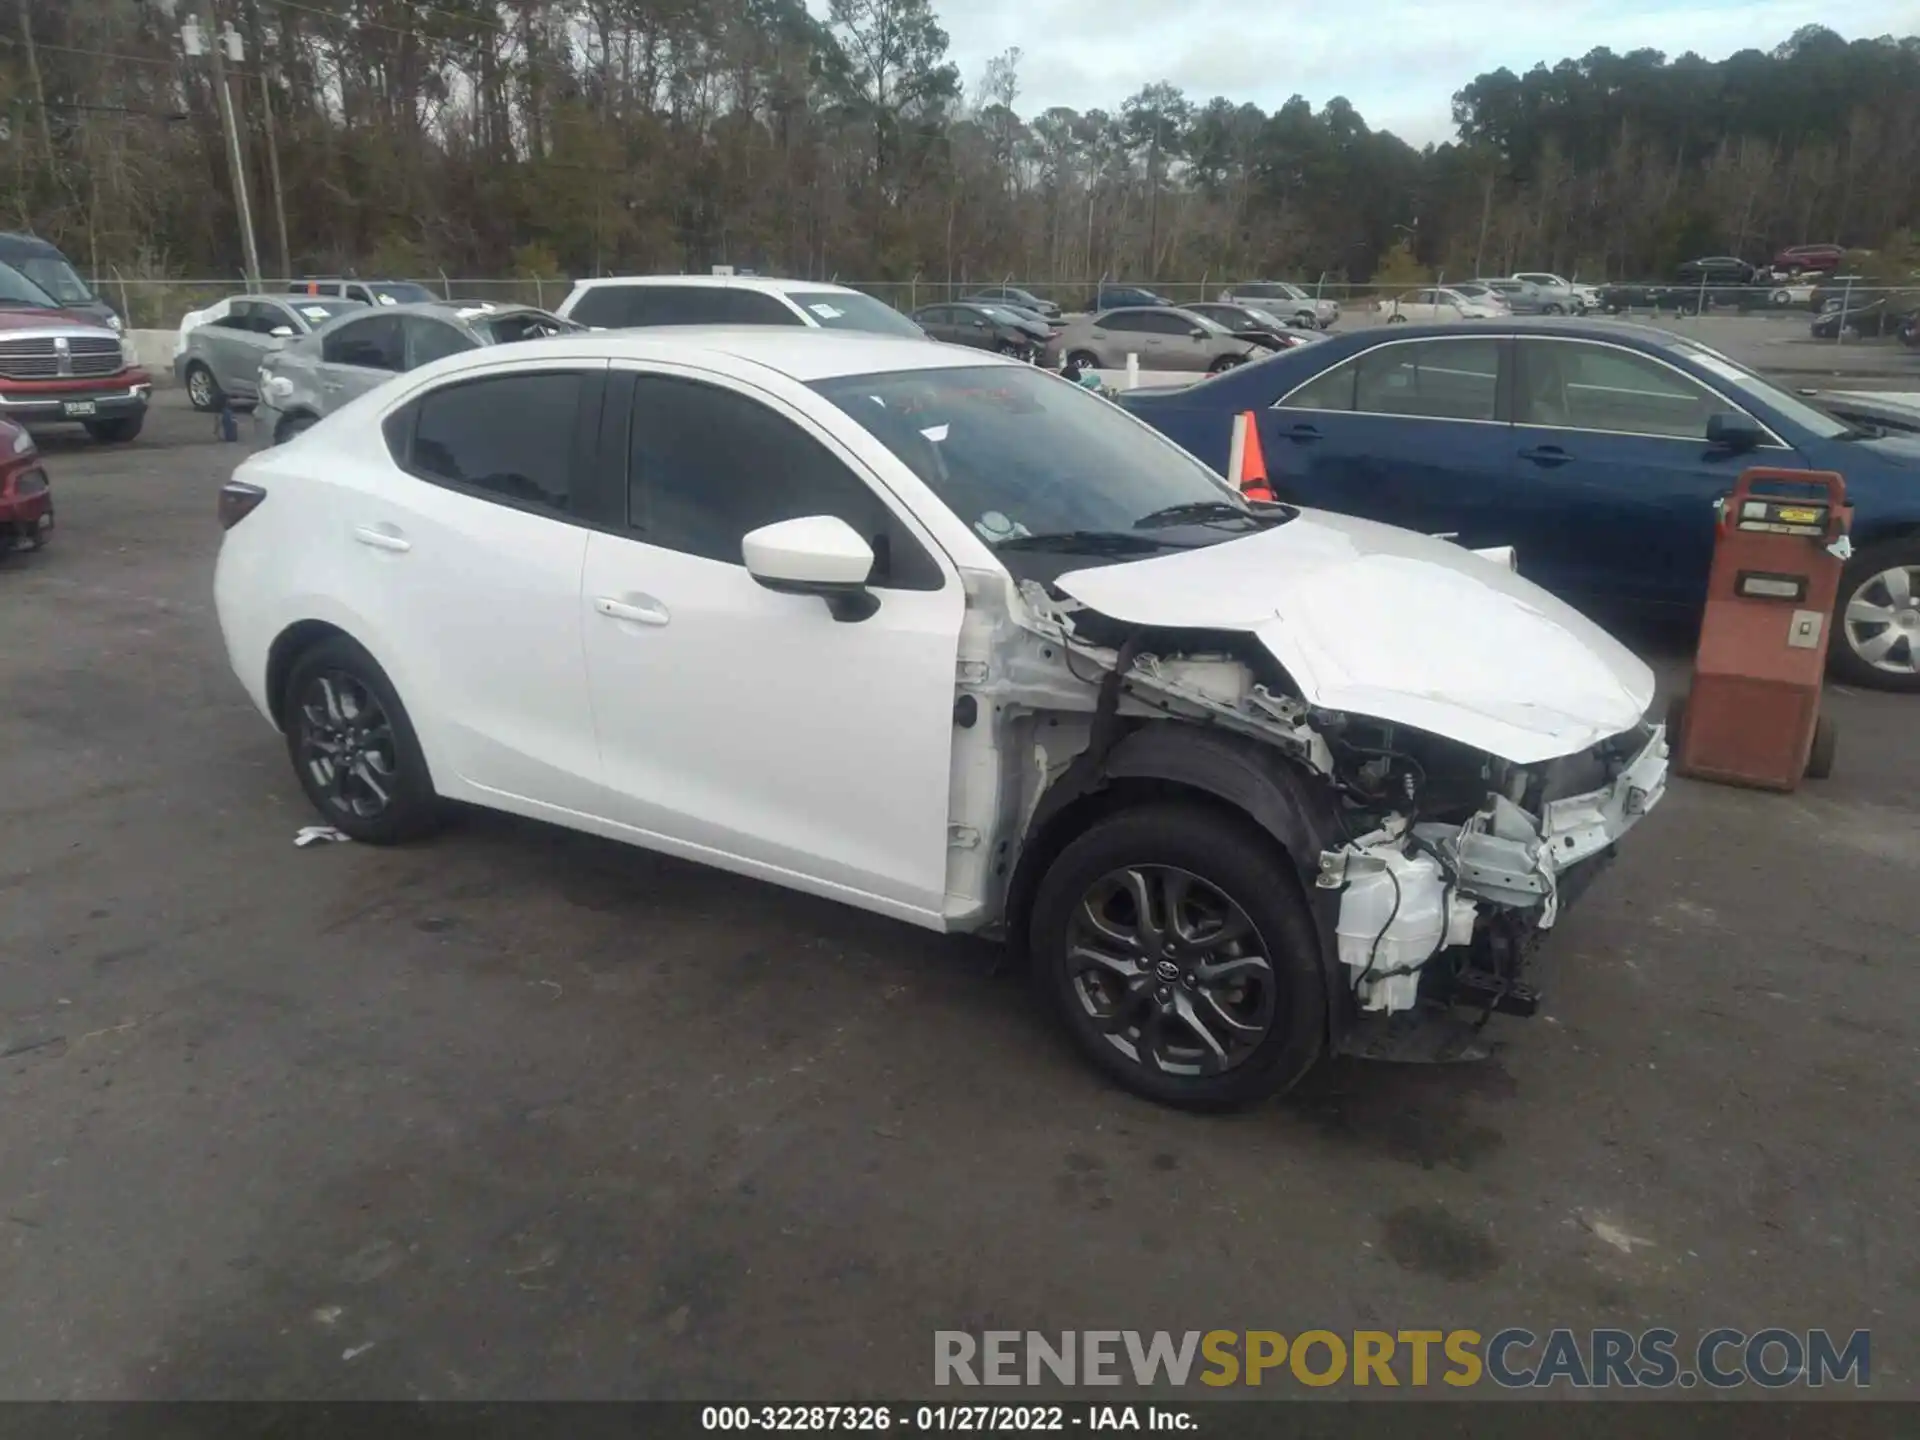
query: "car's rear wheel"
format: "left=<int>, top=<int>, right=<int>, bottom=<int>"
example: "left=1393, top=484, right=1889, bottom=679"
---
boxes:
left=1831, top=542, right=1920, bottom=691
left=1029, top=803, right=1327, bottom=1108
left=273, top=412, right=317, bottom=445
left=85, top=414, right=144, bottom=444
left=1207, top=354, right=1246, bottom=374
left=282, top=635, right=441, bottom=843
left=185, top=361, right=222, bottom=412
left=1064, top=350, right=1100, bottom=372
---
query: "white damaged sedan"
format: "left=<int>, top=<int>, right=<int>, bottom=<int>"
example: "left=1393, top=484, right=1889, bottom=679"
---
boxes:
left=214, top=329, right=1666, bottom=1107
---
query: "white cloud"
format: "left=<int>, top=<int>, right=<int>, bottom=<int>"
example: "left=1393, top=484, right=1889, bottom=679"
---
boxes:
left=806, top=0, right=1917, bottom=145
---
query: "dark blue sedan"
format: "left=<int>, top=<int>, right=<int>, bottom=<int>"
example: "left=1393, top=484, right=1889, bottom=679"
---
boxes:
left=1120, top=319, right=1920, bottom=690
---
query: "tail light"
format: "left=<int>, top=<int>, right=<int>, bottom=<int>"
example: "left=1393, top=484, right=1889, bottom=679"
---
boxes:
left=219, top=480, right=267, bottom=529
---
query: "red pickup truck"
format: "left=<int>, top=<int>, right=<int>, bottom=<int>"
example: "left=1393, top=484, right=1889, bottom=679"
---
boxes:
left=0, top=304, right=151, bottom=443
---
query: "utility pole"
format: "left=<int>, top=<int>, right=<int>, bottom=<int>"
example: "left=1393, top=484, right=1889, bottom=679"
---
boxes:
left=18, top=4, right=56, bottom=165
left=184, top=10, right=261, bottom=290
left=258, top=67, right=290, bottom=279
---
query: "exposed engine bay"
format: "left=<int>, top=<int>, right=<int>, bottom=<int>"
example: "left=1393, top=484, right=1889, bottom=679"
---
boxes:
left=944, top=569, right=1669, bottom=1041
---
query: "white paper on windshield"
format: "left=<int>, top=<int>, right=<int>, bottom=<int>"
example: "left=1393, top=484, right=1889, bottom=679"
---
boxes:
left=299, top=306, right=332, bottom=321
left=808, top=303, right=845, bottom=319
left=920, top=424, right=949, bottom=442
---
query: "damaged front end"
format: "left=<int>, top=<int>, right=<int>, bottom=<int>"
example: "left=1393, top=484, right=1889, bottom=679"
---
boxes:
left=988, top=573, right=1667, bottom=1062
left=1312, top=718, right=1667, bottom=1053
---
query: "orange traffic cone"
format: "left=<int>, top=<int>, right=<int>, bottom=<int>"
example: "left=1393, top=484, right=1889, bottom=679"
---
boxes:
left=1230, top=411, right=1276, bottom=503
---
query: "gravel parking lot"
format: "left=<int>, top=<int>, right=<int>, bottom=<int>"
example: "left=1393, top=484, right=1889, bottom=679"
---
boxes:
left=3, top=391, right=1918, bottom=1401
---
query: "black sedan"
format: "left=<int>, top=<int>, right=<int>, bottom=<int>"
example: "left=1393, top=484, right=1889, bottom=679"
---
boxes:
left=911, top=302, right=1048, bottom=359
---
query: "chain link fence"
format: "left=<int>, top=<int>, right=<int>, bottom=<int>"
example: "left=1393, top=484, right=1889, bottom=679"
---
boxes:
left=96, top=272, right=1916, bottom=343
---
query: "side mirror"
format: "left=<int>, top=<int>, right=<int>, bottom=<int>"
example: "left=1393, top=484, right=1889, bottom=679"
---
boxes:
left=269, top=326, right=296, bottom=338
left=1190, top=327, right=1209, bottom=339
left=742, top=515, right=878, bottom=623
left=1706, top=412, right=1763, bottom=452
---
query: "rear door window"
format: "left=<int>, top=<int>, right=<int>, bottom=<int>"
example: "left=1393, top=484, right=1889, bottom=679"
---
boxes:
left=322, top=315, right=404, bottom=371
left=400, top=371, right=587, bottom=515
left=1351, top=338, right=1504, bottom=421
left=404, top=315, right=479, bottom=369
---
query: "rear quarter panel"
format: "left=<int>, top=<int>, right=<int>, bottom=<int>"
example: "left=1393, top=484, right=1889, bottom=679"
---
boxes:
left=212, top=426, right=443, bottom=764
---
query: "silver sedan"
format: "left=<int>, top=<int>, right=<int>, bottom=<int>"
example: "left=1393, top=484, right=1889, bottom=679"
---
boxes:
left=255, top=302, right=579, bottom=446
left=177, top=295, right=365, bottom=412
left=1055, top=306, right=1265, bottom=375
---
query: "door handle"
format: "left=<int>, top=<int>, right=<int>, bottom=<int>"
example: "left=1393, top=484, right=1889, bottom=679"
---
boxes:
left=594, top=595, right=670, bottom=627
left=1280, top=422, right=1322, bottom=442
left=352, top=524, right=411, bottom=553
left=1519, top=444, right=1573, bottom=467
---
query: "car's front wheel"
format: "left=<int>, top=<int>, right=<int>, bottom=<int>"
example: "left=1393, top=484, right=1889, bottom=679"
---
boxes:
left=1029, top=803, right=1327, bottom=1108
left=1832, top=542, right=1920, bottom=691
left=1064, top=350, right=1101, bottom=373
left=282, top=635, right=442, bottom=843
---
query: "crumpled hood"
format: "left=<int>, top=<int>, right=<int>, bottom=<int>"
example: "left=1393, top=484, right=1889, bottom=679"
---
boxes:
left=1053, top=508, right=1655, bottom=765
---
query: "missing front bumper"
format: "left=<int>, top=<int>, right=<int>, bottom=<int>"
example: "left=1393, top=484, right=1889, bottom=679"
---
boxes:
left=1324, top=725, right=1668, bottom=1022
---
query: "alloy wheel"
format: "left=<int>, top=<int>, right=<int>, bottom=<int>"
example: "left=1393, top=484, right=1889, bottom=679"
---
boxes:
left=1066, top=865, right=1275, bottom=1077
left=296, top=670, right=401, bottom=818
left=1844, top=565, right=1920, bottom=676
left=187, top=366, right=214, bottom=409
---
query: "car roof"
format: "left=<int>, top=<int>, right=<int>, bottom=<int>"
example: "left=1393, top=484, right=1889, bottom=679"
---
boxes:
left=393, top=326, right=1013, bottom=383
left=564, top=275, right=860, bottom=297
left=1336, top=317, right=1690, bottom=348
left=0, top=231, right=68, bottom=258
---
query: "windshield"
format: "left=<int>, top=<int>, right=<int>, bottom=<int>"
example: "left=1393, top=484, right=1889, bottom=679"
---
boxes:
left=12, top=255, right=93, bottom=305
left=788, top=291, right=925, bottom=337
left=811, top=364, right=1267, bottom=552
left=980, top=306, right=1025, bottom=326
left=0, top=260, right=59, bottom=308
left=370, top=282, right=438, bottom=305
left=1243, top=306, right=1288, bottom=328
left=1676, top=341, right=1852, bottom=440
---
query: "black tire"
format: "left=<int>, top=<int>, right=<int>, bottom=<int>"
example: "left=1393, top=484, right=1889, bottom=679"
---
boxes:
left=273, top=412, right=317, bottom=446
left=1386, top=312, right=1407, bottom=324
left=1805, top=714, right=1837, bottom=780
left=1665, top=693, right=1687, bottom=746
left=1028, top=803, right=1327, bottom=1108
left=1064, top=350, right=1100, bottom=373
left=1208, top=354, right=1246, bottom=374
left=85, top=413, right=144, bottom=444
left=282, top=634, right=441, bottom=844
left=185, top=361, right=222, bottom=412
left=1829, top=540, right=1920, bottom=692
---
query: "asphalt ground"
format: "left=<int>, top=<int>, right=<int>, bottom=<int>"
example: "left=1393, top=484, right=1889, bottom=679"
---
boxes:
left=1, top=384, right=1916, bottom=1402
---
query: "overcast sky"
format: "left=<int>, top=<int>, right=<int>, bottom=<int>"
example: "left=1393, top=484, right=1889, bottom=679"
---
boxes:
left=817, top=1, right=1917, bottom=148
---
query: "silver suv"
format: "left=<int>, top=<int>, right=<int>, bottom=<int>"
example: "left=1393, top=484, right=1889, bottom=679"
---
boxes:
left=255, top=302, right=578, bottom=446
